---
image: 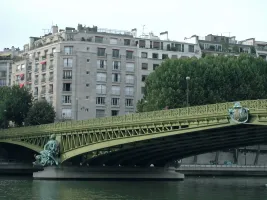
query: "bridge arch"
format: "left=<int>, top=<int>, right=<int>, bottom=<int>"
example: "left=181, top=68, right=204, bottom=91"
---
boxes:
left=0, top=140, right=42, bottom=153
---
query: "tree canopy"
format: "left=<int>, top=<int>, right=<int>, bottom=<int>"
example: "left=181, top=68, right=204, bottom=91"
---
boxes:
left=24, top=100, right=56, bottom=126
left=0, top=85, right=32, bottom=127
left=138, top=54, right=267, bottom=112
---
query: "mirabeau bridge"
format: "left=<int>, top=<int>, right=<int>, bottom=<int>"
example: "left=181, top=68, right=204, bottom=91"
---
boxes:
left=1, top=100, right=267, bottom=167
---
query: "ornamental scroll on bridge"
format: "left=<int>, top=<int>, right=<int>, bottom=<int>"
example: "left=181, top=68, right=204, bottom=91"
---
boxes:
left=33, top=134, right=60, bottom=167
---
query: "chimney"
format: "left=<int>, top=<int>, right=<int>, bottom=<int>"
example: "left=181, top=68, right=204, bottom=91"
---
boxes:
left=52, top=25, right=58, bottom=34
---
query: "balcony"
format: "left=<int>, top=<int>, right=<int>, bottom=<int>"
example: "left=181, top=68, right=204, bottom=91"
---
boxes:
left=34, top=91, right=38, bottom=96
left=49, top=65, right=53, bottom=70
left=42, top=55, right=47, bottom=60
left=26, top=77, right=32, bottom=82
left=34, top=80, right=38, bottom=85
left=41, top=90, right=46, bottom=94
left=126, top=55, right=135, bottom=60
left=49, top=88, right=53, bottom=94
left=256, top=46, right=267, bottom=52
left=63, top=76, right=72, bottom=80
left=35, top=57, right=39, bottom=61
left=41, top=77, right=46, bottom=83
left=49, top=76, right=54, bottom=82
left=34, top=68, right=39, bottom=73
left=50, top=53, right=54, bottom=58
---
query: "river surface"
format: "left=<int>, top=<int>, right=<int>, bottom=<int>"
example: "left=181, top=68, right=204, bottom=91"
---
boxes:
left=0, top=177, right=267, bottom=200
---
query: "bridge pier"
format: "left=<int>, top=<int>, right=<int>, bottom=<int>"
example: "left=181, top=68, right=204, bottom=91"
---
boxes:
left=33, top=166, right=184, bottom=181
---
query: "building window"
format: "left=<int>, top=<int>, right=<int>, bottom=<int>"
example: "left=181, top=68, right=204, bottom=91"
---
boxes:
left=62, top=95, right=71, bottom=104
left=111, top=98, right=120, bottom=106
left=110, top=38, right=118, bottom=45
left=141, top=63, right=148, bottom=70
left=153, top=42, right=160, bottom=49
left=141, top=87, right=145, bottom=94
left=97, top=48, right=105, bottom=56
left=152, top=53, right=158, bottom=59
left=96, top=84, right=106, bottom=94
left=153, top=64, right=159, bottom=70
left=96, top=73, right=107, bottom=82
left=96, top=109, right=105, bottom=118
left=86, top=83, right=89, bottom=87
left=95, top=36, right=103, bottom=43
left=111, top=86, right=120, bottom=95
left=86, top=71, right=90, bottom=74
left=124, top=39, right=130, bottom=46
left=142, top=75, right=147, bottom=82
left=97, top=60, right=106, bottom=69
left=86, top=96, right=89, bottom=99
left=112, top=49, right=120, bottom=58
left=139, top=40, right=145, bottom=48
left=189, top=45, right=194, bottom=53
left=63, top=58, right=73, bottom=67
left=87, top=47, right=89, bottom=51
left=62, top=109, right=72, bottom=119
left=111, top=110, right=119, bottom=116
left=87, top=59, right=90, bottom=63
left=141, top=52, right=147, bottom=58
left=126, top=63, right=134, bottom=72
left=113, top=61, right=120, bottom=70
left=126, top=51, right=133, bottom=59
left=64, top=46, right=73, bottom=55
left=162, top=54, right=169, bottom=59
left=63, top=83, right=71, bottom=91
left=125, top=87, right=134, bottom=96
left=125, top=99, right=134, bottom=107
left=63, top=70, right=72, bottom=79
left=126, top=75, right=134, bottom=84
left=112, top=73, right=121, bottom=82
left=96, top=97, right=105, bottom=105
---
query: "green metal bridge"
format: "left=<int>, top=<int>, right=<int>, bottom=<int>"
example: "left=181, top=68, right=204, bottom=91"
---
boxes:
left=1, top=100, right=267, bottom=167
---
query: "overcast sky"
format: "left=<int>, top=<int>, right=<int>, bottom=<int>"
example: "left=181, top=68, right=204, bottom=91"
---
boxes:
left=0, top=0, right=266, bottom=50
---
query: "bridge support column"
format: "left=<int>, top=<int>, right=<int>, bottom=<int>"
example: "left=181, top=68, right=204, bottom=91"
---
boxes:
left=234, top=148, right=238, bottom=164
left=193, top=155, right=198, bottom=164
left=254, top=145, right=260, bottom=165
left=215, top=151, right=219, bottom=164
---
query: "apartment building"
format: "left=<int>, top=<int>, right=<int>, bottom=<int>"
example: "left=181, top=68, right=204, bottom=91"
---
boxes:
left=0, top=47, right=20, bottom=87
left=12, top=24, right=199, bottom=121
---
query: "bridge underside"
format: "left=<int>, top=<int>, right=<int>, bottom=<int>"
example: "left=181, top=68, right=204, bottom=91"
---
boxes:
left=79, top=124, right=267, bottom=167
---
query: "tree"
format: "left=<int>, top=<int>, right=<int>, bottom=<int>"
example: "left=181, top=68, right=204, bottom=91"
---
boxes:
left=137, top=54, right=267, bottom=112
left=0, top=85, right=32, bottom=127
left=25, top=100, right=56, bottom=126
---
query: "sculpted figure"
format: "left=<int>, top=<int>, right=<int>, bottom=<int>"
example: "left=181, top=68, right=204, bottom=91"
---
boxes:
left=33, top=134, right=60, bottom=167
left=228, top=102, right=249, bottom=124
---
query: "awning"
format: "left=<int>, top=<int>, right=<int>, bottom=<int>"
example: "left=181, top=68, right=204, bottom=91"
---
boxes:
left=19, top=83, right=24, bottom=88
left=40, top=61, right=47, bottom=65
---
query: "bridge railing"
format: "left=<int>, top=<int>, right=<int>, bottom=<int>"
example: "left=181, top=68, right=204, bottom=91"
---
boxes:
left=1, top=99, right=267, bottom=137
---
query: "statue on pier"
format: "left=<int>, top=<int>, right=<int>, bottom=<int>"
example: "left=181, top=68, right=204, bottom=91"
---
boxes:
left=228, top=102, right=249, bottom=124
left=33, top=134, right=60, bottom=167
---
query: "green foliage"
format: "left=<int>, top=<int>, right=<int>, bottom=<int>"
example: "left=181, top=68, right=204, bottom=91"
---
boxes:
left=138, top=54, right=267, bottom=112
left=25, top=100, right=55, bottom=126
left=0, top=85, right=32, bottom=127
left=250, top=46, right=256, bottom=54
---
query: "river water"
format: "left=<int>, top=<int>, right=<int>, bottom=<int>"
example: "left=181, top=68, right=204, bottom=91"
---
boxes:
left=0, top=177, right=267, bottom=200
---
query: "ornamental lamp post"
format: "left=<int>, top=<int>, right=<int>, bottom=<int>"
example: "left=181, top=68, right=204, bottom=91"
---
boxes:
left=186, top=76, right=190, bottom=107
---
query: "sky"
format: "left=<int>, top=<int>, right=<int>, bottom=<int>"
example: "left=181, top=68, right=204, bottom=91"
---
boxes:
left=0, top=0, right=266, bottom=50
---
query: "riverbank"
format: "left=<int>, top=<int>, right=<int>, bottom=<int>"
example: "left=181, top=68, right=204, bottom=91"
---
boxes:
left=176, top=164, right=267, bottom=177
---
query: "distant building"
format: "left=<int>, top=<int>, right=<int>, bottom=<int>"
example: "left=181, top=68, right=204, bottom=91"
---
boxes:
left=11, top=24, right=200, bottom=121
left=197, top=34, right=255, bottom=56
left=0, top=47, right=21, bottom=87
